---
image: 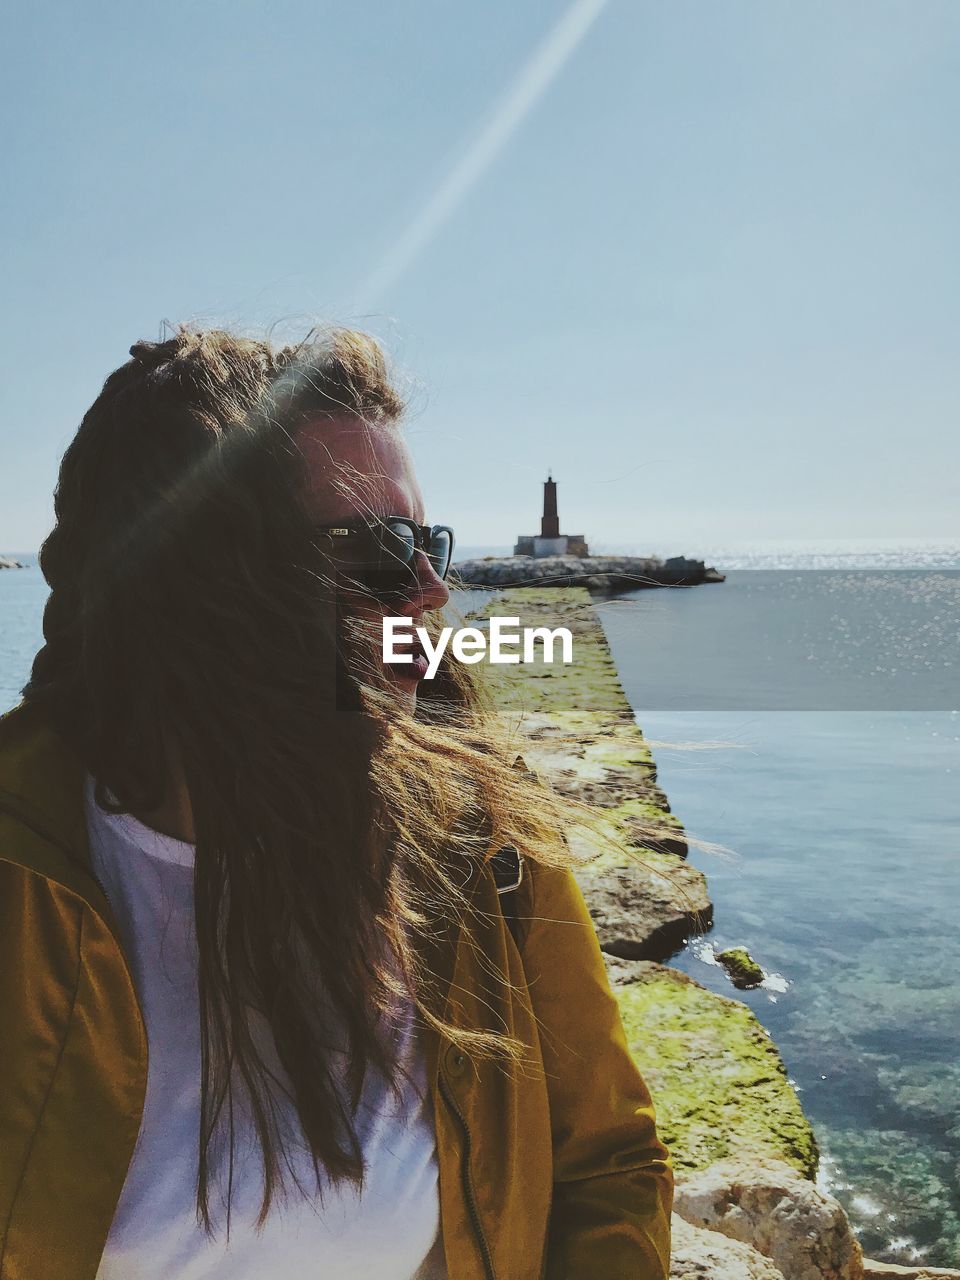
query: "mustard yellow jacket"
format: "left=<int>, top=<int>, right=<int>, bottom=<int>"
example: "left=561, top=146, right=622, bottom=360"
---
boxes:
left=0, top=701, right=673, bottom=1280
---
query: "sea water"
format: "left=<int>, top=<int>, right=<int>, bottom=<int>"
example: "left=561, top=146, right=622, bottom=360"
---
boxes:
left=592, top=544, right=960, bottom=1268
left=3, top=542, right=960, bottom=1264
left=455, top=540, right=960, bottom=1265
left=0, top=553, right=46, bottom=710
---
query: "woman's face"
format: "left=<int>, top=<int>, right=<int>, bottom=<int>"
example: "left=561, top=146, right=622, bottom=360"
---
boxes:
left=297, top=416, right=450, bottom=708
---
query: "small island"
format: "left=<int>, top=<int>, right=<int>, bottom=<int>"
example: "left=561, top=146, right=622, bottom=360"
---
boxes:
left=0, top=556, right=26, bottom=570
left=454, top=476, right=724, bottom=595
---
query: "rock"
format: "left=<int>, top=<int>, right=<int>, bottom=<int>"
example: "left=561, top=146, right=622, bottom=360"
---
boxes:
left=717, top=946, right=764, bottom=988
left=671, top=1214, right=787, bottom=1278
left=452, top=554, right=724, bottom=595
left=663, top=556, right=713, bottom=584
left=673, top=1157, right=863, bottom=1280
left=577, top=855, right=711, bottom=961
left=616, top=965, right=819, bottom=1178
left=0, top=556, right=25, bottom=569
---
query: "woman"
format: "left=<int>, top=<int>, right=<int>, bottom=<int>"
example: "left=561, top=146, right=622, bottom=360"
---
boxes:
left=0, top=326, right=673, bottom=1279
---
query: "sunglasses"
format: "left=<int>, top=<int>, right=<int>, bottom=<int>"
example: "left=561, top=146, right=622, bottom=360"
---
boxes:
left=316, top=517, right=455, bottom=603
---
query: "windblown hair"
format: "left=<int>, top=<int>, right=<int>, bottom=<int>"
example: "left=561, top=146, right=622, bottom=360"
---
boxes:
left=25, top=324, right=579, bottom=1230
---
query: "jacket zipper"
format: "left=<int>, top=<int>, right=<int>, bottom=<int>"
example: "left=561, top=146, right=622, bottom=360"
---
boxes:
left=437, top=1072, right=496, bottom=1280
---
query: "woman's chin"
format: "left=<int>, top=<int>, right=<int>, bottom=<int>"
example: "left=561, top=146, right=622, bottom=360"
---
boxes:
left=384, top=661, right=424, bottom=709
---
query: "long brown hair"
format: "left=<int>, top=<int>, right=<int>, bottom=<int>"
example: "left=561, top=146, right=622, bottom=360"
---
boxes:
left=25, top=325, right=579, bottom=1230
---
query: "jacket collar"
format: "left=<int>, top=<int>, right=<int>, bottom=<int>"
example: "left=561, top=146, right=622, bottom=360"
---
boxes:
left=0, top=699, right=147, bottom=975
left=0, top=700, right=103, bottom=893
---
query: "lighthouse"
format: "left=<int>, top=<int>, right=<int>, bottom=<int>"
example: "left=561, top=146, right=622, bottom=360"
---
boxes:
left=540, top=475, right=560, bottom=538
left=514, top=475, right=590, bottom=558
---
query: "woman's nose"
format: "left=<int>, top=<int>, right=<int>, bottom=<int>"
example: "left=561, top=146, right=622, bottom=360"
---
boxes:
left=409, top=551, right=450, bottom=615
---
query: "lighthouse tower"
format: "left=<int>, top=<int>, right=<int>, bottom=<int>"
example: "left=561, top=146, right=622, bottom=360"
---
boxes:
left=540, top=475, right=560, bottom=538
left=514, top=475, right=589, bottom=558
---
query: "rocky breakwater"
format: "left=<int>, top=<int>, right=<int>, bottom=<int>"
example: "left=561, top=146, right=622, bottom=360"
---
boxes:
left=454, top=553, right=724, bottom=596
left=466, top=586, right=937, bottom=1279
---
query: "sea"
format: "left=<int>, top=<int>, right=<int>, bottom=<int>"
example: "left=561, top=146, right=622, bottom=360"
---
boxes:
left=3, top=539, right=959, bottom=1266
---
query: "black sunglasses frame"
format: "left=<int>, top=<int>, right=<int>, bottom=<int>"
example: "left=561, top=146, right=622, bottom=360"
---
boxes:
left=316, top=517, right=455, bottom=601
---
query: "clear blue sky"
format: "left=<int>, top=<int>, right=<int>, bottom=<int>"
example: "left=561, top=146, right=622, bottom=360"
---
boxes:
left=2, top=0, right=958, bottom=553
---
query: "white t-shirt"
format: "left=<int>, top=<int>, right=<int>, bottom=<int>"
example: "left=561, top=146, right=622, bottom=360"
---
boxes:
left=85, top=775, right=448, bottom=1280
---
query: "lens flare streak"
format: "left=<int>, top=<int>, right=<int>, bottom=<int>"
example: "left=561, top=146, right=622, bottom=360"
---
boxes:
left=355, top=0, right=611, bottom=305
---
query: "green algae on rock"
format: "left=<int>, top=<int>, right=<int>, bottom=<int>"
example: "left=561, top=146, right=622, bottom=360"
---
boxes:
left=717, top=947, right=765, bottom=989
left=467, top=587, right=639, bottom=717
left=467, top=587, right=710, bottom=960
left=616, top=963, right=818, bottom=1179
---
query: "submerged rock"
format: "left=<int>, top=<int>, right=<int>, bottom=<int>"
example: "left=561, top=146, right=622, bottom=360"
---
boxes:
left=674, top=1157, right=863, bottom=1280
left=671, top=1214, right=787, bottom=1278
left=861, top=1261, right=960, bottom=1278
left=813, top=1127, right=960, bottom=1269
left=616, top=963, right=819, bottom=1178
left=717, top=945, right=765, bottom=988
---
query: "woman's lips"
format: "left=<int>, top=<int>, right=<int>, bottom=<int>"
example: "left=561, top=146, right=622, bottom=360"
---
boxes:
left=384, top=639, right=429, bottom=682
